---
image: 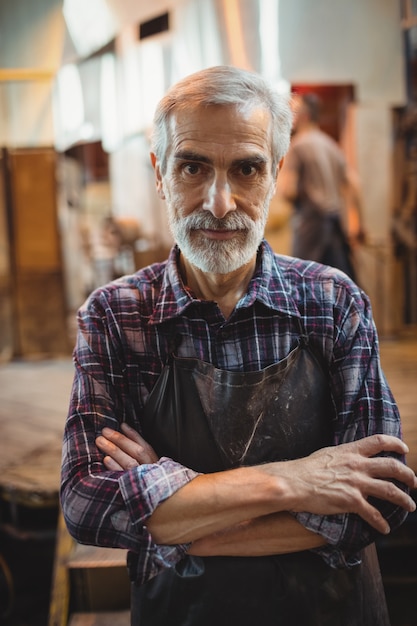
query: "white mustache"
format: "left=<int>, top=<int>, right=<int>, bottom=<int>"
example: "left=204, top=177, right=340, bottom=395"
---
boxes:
left=181, top=212, right=252, bottom=231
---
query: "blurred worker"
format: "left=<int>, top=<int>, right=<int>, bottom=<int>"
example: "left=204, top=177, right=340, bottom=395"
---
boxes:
left=89, top=215, right=122, bottom=288
left=279, top=93, right=365, bottom=281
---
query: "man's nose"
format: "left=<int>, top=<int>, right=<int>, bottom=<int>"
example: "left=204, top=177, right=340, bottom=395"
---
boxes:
left=202, top=176, right=236, bottom=218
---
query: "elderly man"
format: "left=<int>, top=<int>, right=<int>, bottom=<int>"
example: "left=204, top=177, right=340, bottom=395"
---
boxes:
left=61, top=66, right=417, bottom=626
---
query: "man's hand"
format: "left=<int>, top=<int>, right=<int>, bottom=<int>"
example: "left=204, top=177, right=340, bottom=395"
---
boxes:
left=273, top=435, right=417, bottom=534
left=96, top=424, right=158, bottom=470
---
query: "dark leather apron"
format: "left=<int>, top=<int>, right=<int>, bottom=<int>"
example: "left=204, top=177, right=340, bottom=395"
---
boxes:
left=131, top=337, right=390, bottom=625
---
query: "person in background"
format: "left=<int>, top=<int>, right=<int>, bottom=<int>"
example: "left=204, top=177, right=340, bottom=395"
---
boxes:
left=89, top=215, right=123, bottom=289
left=278, top=92, right=366, bottom=281
left=60, top=66, right=417, bottom=626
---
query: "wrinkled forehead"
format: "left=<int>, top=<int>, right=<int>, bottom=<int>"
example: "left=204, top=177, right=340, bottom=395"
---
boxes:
left=168, top=100, right=273, bottom=125
left=166, top=103, right=274, bottom=155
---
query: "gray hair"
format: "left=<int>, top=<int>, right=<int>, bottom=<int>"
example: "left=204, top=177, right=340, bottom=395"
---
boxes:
left=151, top=66, right=292, bottom=173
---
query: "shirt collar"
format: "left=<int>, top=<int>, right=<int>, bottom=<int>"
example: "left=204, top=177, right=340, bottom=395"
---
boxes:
left=240, top=240, right=301, bottom=318
left=149, top=240, right=301, bottom=324
left=149, top=246, right=197, bottom=324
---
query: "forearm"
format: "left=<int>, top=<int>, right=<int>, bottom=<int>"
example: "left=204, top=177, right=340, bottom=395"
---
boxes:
left=146, top=438, right=417, bottom=546
left=188, top=511, right=326, bottom=557
left=147, top=465, right=291, bottom=545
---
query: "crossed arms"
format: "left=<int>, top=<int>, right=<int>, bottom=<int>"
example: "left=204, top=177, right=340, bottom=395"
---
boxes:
left=96, top=424, right=417, bottom=558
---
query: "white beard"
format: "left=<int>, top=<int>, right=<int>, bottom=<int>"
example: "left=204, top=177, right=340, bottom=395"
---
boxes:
left=167, top=192, right=273, bottom=275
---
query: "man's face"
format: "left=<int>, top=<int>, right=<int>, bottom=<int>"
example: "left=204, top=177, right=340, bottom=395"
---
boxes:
left=152, top=104, right=278, bottom=274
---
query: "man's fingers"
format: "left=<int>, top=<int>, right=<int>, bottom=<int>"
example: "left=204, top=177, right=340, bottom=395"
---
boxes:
left=103, top=455, right=124, bottom=472
left=96, top=435, right=139, bottom=469
left=355, top=476, right=416, bottom=533
left=101, top=426, right=144, bottom=457
left=98, top=426, right=158, bottom=465
left=363, top=455, right=417, bottom=490
left=120, top=422, right=148, bottom=444
left=352, top=434, right=409, bottom=457
left=119, top=424, right=159, bottom=461
left=355, top=501, right=391, bottom=535
left=365, top=476, right=417, bottom=512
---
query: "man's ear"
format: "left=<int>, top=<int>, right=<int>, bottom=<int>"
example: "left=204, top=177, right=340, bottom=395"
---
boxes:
left=272, top=157, right=285, bottom=192
left=150, top=152, right=165, bottom=200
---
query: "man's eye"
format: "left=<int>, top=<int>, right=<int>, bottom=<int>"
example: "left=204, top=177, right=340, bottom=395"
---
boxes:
left=239, top=163, right=257, bottom=177
left=182, top=163, right=201, bottom=175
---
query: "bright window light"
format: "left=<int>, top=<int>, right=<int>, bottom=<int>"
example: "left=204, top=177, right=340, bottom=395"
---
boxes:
left=56, top=64, right=84, bottom=133
left=259, top=0, right=289, bottom=93
left=101, top=53, right=119, bottom=151
left=63, top=0, right=118, bottom=57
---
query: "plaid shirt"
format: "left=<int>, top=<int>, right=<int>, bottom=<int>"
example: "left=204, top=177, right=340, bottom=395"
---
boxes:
left=61, top=240, right=406, bottom=584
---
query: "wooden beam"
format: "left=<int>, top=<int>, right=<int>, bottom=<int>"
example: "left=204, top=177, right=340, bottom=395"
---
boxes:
left=0, top=68, right=55, bottom=82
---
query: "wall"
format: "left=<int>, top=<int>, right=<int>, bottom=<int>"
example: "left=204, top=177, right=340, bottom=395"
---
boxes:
left=279, top=0, right=405, bottom=105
